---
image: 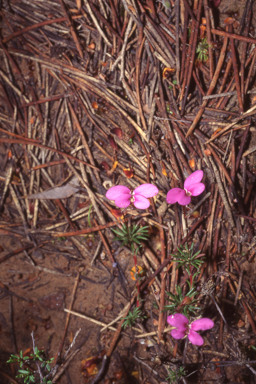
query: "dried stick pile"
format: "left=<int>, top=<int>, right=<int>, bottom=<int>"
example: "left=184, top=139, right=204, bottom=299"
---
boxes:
left=1, top=0, right=256, bottom=382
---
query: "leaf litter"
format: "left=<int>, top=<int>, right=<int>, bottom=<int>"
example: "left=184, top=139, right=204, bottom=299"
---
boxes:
left=26, top=176, right=80, bottom=200
left=1, top=0, right=256, bottom=383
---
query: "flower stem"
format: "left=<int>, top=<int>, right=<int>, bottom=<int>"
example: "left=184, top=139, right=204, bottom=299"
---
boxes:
left=133, top=253, right=140, bottom=307
left=189, top=265, right=193, bottom=287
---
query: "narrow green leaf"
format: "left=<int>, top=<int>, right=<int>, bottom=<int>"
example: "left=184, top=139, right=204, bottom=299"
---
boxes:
left=87, top=204, right=93, bottom=228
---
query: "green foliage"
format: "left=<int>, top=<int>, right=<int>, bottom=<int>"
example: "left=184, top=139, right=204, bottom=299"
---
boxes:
left=172, top=242, right=205, bottom=275
left=166, top=104, right=173, bottom=114
left=57, top=236, right=66, bottom=241
left=157, top=0, right=171, bottom=10
left=166, top=366, right=186, bottom=384
left=165, top=243, right=203, bottom=316
left=17, top=368, right=36, bottom=384
left=196, top=37, right=210, bottom=62
left=87, top=204, right=93, bottom=228
left=122, top=307, right=147, bottom=329
left=165, top=285, right=199, bottom=317
left=112, top=223, right=149, bottom=254
left=7, top=347, right=54, bottom=384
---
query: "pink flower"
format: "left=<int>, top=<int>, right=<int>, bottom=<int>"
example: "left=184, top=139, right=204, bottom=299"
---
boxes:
left=106, top=184, right=159, bottom=209
left=212, top=0, right=221, bottom=7
left=167, top=313, right=214, bottom=346
left=166, top=170, right=205, bottom=206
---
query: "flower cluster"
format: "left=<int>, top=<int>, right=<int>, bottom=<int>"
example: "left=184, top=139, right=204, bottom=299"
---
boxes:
left=106, top=184, right=159, bottom=209
left=167, top=313, right=214, bottom=346
left=105, top=171, right=214, bottom=348
left=105, top=170, right=205, bottom=209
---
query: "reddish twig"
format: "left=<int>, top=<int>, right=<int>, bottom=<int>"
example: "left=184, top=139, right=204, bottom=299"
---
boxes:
left=179, top=4, right=189, bottom=85
left=211, top=28, right=256, bottom=45
left=56, top=266, right=84, bottom=362
left=52, top=222, right=118, bottom=237
left=241, top=299, right=256, bottom=335
left=193, top=70, right=205, bottom=96
left=56, top=199, right=77, bottom=230
left=2, top=17, right=73, bottom=44
left=93, top=219, right=116, bottom=265
left=89, top=2, right=123, bottom=43
left=236, top=123, right=250, bottom=171
left=58, top=0, right=83, bottom=58
left=181, top=0, right=203, bottom=115
left=245, top=47, right=256, bottom=94
left=203, top=0, right=214, bottom=79
left=0, top=138, right=100, bottom=170
left=19, top=93, right=75, bottom=108
left=209, top=58, right=232, bottom=108
left=136, top=32, right=147, bottom=132
left=219, top=225, right=232, bottom=346
left=0, top=244, right=34, bottom=265
left=230, top=36, right=243, bottom=113
left=157, top=222, right=166, bottom=340
left=186, top=35, right=228, bottom=137
left=240, top=9, right=251, bottom=103
left=68, top=100, right=101, bottom=183
left=30, top=160, right=66, bottom=171
left=212, top=199, right=223, bottom=273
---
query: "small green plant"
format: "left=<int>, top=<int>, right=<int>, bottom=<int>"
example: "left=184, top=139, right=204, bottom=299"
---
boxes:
left=156, top=0, right=171, bottom=10
left=166, top=104, right=173, bottom=114
left=165, top=285, right=199, bottom=317
left=113, top=222, right=149, bottom=307
left=165, top=243, right=204, bottom=316
left=57, top=236, right=66, bottom=241
left=87, top=204, right=93, bottom=228
left=166, top=366, right=186, bottom=384
left=128, top=138, right=133, bottom=145
left=172, top=242, right=205, bottom=275
left=112, top=223, right=149, bottom=254
left=196, top=37, right=210, bottom=62
left=122, top=307, right=147, bottom=329
left=7, top=333, right=54, bottom=384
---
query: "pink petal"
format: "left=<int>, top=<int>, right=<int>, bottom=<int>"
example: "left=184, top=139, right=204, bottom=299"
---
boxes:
left=190, top=318, right=214, bottom=331
left=213, top=0, right=221, bottom=7
left=184, top=170, right=204, bottom=190
left=166, top=188, right=183, bottom=204
left=114, top=194, right=131, bottom=208
left=167, top=314, right=189, bottom=329
left=171, top=329, right=186, bottom=340
left=106, top=185, right=131, bottom=200
left=134, top=184, right=159, bottom=198
left=188, top=330, right=204, bottom=346
left=133, top=195, right=150, bottom=209
left=188, top=183, right=205, bottom=196
left=177, top=190, right=191, bottom=206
